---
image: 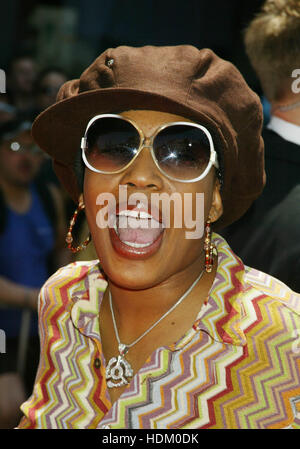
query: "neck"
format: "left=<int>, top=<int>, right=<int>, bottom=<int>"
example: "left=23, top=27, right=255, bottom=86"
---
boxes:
left=103, top=252, right=215, bottom=339
left=271, top=100, right=300, bottom=126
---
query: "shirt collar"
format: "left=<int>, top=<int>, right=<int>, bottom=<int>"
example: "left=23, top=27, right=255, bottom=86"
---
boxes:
left=191, top=234, right=248, bottom=347
left=267, top=116, right=300, bottom=146
left=70, top=234, right=249, bottom=349
left=70, top=262, right=107, bottom=342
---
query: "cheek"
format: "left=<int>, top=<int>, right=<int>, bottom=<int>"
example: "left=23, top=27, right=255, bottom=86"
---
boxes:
left=3, top=154, right=20, bottom=173
left=83, top=171, right=116, bottom=239
left=32, top=157, right=43, bottom=171
left=175, top=177, right=214, bottom=226
left=83, top=174, right=100, bottom=232
left=84, top=170, right=113, bottom=199
left=198, top=173, right=216, bottom=220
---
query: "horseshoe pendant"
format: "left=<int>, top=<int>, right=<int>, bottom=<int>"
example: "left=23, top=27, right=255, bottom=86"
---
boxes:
left=106, top=355, right=134, bottom=388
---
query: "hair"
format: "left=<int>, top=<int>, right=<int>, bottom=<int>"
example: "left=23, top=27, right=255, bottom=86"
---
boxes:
left=244, top=0, right=300, bottom=101
left=73, top=147, right=85, bottom=192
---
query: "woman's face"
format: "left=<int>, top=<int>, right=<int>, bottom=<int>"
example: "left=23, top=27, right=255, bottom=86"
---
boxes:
left=83, top=110, right=223, bottom=290
left=0, top=130, right=44, bottom=187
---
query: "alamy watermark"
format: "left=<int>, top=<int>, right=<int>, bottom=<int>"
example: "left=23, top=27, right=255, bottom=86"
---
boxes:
left=0, top=69, right=6, bottom=93
left=0, top=329, right=6, bottom=353
left=95, top=185, right=205, bottom=239
left=292, top=329, right=300, bottom=354
left=291, top=69, right=300, bottom=94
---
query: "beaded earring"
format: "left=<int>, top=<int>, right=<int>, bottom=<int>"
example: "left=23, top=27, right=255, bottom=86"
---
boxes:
left=204, top=218, right=217, bottom=273
left=66, top=201, right=91, bottom=253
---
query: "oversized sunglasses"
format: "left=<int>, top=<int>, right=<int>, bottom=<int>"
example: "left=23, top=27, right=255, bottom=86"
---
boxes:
left=81, top=114, right=219, bottom=183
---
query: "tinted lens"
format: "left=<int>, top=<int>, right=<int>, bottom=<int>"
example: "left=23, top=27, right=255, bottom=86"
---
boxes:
left=85, top=117, right=140, bottom=172
left=153, top=125, right=211, bottom=180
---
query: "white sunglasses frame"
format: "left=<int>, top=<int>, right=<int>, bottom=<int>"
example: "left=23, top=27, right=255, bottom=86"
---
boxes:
left=81, top=113, right=219, bottom=183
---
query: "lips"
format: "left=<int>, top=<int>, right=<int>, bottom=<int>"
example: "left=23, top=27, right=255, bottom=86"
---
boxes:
left=108, top=201, right=165, bottom=259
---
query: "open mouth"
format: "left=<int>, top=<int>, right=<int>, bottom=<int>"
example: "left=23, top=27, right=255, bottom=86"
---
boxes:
left=109, top=205, right=165, bottom=259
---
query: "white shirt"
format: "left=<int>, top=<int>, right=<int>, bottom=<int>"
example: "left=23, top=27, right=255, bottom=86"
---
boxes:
left=267, top=116, right=300, bottom=146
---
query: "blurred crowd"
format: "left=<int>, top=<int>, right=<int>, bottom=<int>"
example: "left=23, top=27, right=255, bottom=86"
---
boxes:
left=0, top=0, right=299, bottom=430
left=0, top=54, right=74, bottom=428
left=221, top=0, right=300, bottom=292
left=0, top=50, right=99, bottom=429
left=0, top=54, right=67, bottom=124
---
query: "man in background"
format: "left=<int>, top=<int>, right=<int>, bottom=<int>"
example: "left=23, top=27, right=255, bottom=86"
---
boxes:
left=221, top=0, right=300, bottom=292
left=6, top=54, right=38, bottom=117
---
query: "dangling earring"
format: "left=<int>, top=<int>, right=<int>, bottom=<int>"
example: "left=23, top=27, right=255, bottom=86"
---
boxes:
left=204, top=218, right=217, bottom=273
left=66, top=201, right=91, bottom=253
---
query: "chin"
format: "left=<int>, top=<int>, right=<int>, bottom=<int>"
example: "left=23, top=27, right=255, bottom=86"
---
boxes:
left=92, top=225, right=201, bottom=289
left=100, top=259, right=163, bottom=291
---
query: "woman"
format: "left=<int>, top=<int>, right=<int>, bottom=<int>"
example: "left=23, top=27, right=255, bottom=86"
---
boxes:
left=18, top=45, right=300, bottom=429
left=0, top=117, right=69, bottom=428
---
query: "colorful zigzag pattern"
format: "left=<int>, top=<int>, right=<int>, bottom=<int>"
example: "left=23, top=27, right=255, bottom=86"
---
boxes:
left=18, top=234, right=300, bottom=429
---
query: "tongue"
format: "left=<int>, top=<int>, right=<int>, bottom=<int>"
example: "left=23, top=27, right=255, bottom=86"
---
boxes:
left=117, top=216, right=163, bottom=244
left=118, top=228, right=163, bottom=244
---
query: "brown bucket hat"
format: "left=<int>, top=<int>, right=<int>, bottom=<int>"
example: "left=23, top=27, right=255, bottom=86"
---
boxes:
left=32, top=45, right=265, bottom=229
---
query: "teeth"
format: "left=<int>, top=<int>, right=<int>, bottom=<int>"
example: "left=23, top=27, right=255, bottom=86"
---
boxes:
left=116, top=211, right=162, bottom=229
left=113, top=220, right=119, bottom=235
left=122, top=241, right=154, bottom=248
left=118, top=210, right=153, bottom=219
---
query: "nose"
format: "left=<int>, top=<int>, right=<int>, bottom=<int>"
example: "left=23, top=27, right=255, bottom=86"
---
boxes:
left=119, top=144, right=163, bottom=191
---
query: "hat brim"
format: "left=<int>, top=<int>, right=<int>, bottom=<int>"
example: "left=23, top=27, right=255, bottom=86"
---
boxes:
left=32, top=87, right=258, bottom=230
left=32, top=88, right=227, bottom=163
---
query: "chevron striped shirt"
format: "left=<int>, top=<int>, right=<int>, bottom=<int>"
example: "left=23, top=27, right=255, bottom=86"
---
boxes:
left=18, top=234, right=300, bottom=429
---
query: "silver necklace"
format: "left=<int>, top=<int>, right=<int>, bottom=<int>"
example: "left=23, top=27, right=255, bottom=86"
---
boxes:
left=276, top=100, right=300, bottom=112
left=105, top=269, right=204, bottom=388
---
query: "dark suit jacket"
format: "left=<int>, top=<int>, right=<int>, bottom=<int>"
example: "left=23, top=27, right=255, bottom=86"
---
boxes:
left=221, top=127, right=300, bottom=292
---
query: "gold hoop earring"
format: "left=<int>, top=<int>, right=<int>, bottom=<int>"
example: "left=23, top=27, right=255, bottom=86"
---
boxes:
left=66, top=201, right=91, bottom=253
left=204, top=218, right=217, bottom=273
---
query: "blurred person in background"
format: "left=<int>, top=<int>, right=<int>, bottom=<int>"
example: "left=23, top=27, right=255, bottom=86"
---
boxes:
left=221, top=0, right=300, bottom=292
left=33, top=67, right=69, bottom=188
left=0, top=100, right=16, bottom=126
left=5, top=54, right=38, bottom=118
left=0, top=117, right=70, bottom=428
left=34, top=67, right=68, bottom=114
